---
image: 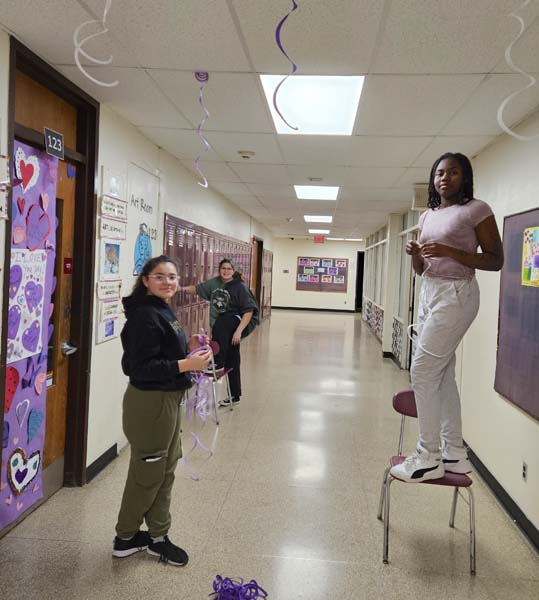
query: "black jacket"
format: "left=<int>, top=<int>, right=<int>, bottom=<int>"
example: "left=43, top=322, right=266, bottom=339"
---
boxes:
left=218, top=278, right=259, bottom=338
left=121, top=294, right=192, bottom=391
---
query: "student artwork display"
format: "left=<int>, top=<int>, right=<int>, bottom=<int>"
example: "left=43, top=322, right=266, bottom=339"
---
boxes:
left=495, top=208, right=539, bottom=421
left=296, top=256, right=348, bottom=292
left=1, top=141, right=58, bottom=529
left=127, top=163, right=159, bottom=275
left=521, top=226, right=539, bottom=286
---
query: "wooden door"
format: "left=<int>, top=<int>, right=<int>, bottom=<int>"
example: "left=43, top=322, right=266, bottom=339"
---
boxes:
left=14, top=70, right=77, bottom=490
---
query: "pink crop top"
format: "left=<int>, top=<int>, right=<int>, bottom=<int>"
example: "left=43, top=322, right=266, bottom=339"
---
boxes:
left=418, top=198, right=494, bottom=280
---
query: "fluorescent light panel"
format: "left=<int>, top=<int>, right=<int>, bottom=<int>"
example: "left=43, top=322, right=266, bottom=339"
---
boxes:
left=303, top=215, right=333, bottom=223
left=260, top=75, right=365, bottom=135
left=326, top=237, right=344, bottom=241
left=294, top=185, right=339, bottom=200
left=308, top=229, right=330, bottom=234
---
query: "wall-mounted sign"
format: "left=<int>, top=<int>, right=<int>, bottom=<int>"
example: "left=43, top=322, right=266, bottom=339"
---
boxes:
left=97, top=279, right=122, bottom=301
left=314, top=235, right=325, bottom=243
left=100, top=217, right=127, bottom=240
left=44, top=127, right=64, bottom=160
left=101, top=195, right=128, bottom=222
left=296, top=256, right=348, bottom=292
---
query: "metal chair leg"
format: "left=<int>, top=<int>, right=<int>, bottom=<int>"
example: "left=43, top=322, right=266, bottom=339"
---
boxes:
left=383, top=476, right=393, bottom=564
left=377, top=466, right=390, bottom=520
left=467, top=487, right=476, bottom=575
left=211, top=379, right=220, bottom=425
left=449, top=486, right=459, bottom=528
left=225, top=375, right=233, bottom=412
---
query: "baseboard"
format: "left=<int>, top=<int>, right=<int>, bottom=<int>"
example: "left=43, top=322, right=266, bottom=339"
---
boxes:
left=271, top=306, right=356, bottom=313
left=86, top=443, right=118, bottom=483
left=467, top=445, right=539, bottom=552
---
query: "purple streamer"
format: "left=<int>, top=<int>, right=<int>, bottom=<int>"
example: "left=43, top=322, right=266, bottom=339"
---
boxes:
left=194, top=72, right=211, bottom=188
left=209, top=576, right=268, bottom=600
left=273, top=1, right=299, bottom=131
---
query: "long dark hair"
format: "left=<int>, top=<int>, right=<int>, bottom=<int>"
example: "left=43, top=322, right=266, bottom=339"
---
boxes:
left=219, top=257, right=246, bottom=282
left=129, top=255, right=178, bottom=297
left=428, top=152, right=474, bottom=209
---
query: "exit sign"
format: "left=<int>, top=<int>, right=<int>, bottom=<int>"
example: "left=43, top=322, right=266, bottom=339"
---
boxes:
left=314, top=235, right=325, bottom=243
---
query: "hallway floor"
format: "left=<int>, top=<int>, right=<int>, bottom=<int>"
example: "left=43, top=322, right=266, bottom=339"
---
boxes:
left=1, top=310, right=538, bottom=599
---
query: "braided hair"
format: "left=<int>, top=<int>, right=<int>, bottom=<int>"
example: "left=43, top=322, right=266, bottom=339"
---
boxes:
left=427, top=152, right=474, bottom=209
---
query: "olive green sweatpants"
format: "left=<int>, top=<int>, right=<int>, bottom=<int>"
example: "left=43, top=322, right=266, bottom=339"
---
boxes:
left=115, top=385, right=185, bottom=539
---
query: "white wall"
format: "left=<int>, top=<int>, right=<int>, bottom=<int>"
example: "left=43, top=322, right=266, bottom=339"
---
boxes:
left=462, top=112, right=539, bottom=530
left=271, top=238, right=365, bottom=311
left=86, top=106, right=274, bottom=465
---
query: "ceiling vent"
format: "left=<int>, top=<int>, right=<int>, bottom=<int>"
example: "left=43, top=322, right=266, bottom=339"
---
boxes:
left=411, top=184, right=429, bottom=211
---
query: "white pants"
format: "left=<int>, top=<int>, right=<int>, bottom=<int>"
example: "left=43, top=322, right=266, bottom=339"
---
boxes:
left=410, top=276, right=480, bottom=454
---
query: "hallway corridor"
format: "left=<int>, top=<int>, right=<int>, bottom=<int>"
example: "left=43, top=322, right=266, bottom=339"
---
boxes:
left=0, top=310, right=538, bottom=599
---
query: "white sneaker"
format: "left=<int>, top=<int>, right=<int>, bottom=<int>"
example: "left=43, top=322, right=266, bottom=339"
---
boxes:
left=442, top=445, right=472, bottom=474
left=390, top=445, right=444, bottom=483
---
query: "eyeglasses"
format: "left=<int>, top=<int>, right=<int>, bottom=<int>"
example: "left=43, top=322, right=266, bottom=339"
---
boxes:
left=148, top=274, right=179, bottom=283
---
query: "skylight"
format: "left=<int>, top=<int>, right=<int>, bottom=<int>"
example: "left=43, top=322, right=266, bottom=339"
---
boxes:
left=304, top=215, right=333, bottom=223
left=294, top=185, right=339, bottom=200
left=260, top=75, right=364, bottom=135
left=308, top=229, right=330, bottom=235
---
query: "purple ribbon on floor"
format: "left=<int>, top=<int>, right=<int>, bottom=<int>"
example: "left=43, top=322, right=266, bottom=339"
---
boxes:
left=209, top=576, right=268, bottom=599
left=273, top=0, right=299, bottom=131
left=194, top=71, right=211, bottom=187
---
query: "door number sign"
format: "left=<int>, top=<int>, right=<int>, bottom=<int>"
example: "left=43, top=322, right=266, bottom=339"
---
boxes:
left=44, top=128, right=64, bottom=160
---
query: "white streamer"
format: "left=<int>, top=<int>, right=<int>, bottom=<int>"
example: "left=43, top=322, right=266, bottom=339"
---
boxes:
left=73, top=0, right=119, bottom=88
left=497, top=0, right=539, bottom=141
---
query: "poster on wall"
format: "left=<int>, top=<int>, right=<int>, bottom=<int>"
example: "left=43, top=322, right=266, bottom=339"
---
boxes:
left=1, top=141, right=58, bottom=529
left=495, top=209, right=539, bottom=421
left=521, top=226, right=539, bottom=287
left=296, top=256, right=348, bottom=292
left=127, top=163, right=159, bottom=275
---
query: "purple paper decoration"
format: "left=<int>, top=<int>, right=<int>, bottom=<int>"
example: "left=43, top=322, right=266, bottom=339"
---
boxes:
left=21, top=321, right=40, bottom=353
left=194, top=71, right=211, bottom=189
left=67, top=163, right=76, bottom=178
left=7, top=305, right=21, bottom=340
left=2, top=421, right=8, bottom=449
left=9, top=265, right=23, bottom=299
left=273, top=0, right=299, bottom=131
left=209, top=575, right=268, bottom=599
left=26, top=204, right=51, bottom=251
left=27, top=409, right=44, bottom=445
left=24, top=281, right=44, bottom=313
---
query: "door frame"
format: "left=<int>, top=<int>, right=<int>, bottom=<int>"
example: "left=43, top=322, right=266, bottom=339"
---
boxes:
left=252, top=236, right=264, bottom=306
left=0, top=39, right=99, bottom=486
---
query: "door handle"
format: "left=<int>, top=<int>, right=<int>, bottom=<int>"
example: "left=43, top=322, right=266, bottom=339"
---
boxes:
left=61, top=341, right=78, bottom=356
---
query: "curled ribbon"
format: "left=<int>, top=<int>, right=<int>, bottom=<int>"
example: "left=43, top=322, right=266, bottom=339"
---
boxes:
left=274, top=0, right=299, bottom=131
left=182, top=339, right=214, bottom=480
left=73, top=0, right=119, bottom=88
left=209, top=575, right=268, bottom=600
left=194, top=72, right=211, bottom=188
left=497, top=0, right=539, bottom=141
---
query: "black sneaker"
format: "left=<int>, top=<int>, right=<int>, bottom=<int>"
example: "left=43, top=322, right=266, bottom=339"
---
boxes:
left=219, top=396, right=240, bottom=406
left=112, top=530, right=151, bottom=558
left=147, top=536, right=189, bottom=566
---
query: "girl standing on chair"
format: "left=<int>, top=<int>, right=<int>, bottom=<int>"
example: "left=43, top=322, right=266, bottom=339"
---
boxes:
left=113, top=255, right=211, bottom=564
left=182, top=258, right=258, bottom=405
left=391, top=153, right=503, bottom=483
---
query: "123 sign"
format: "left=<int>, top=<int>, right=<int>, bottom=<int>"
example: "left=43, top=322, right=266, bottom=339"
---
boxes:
left=44, top=128, right=64, bottom=160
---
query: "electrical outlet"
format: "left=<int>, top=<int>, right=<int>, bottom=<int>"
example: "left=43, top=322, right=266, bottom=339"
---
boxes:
left=522, top=461, right=528, bottom=482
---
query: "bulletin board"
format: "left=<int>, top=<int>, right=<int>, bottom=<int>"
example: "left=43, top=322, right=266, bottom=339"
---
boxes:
left=295, top=256, right=348, bottom=292
left=494, top=207, right=539, bottom=421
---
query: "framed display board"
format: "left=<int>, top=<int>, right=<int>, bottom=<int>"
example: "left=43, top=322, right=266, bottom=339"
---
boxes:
left=494, top=207, right=539, bottom=421
left=296, top=256, right=348, bottom=292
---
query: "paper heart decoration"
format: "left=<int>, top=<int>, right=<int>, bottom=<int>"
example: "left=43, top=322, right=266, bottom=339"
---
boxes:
left=34, top=371, right=47, bottom=396
left=7, top=448, right=41, bottom=495
left=27, top=408, right=44, bottom=444
left=33, top=483, right=39, bottom=493
left=26, top=204, right=51, bottom=251
left=13, top=437, right=19, bottom=445
left=5, top=494, right=13, bottom=505
left=5, top=366, right=20, bottom=413
left=13, top=225, right=26, bottom=244
left=7, top=305, right=21, bottom=339
left=16, top=399, right=30, bottom=428
left=16, top=502, right=23, bottom=511
left=49, top=303, right=54, bottom=318
left=22, top=320, right=40, bottom=353
left=17, top=197, right=26, bottom=215
left=24, top=281, right=43, bottom=313
left=0, top=482, right=7, bottom=491
left=2, top=421, right=8, bottom=449
left=15, top=147, right=40, bottom=193
left=9, top=264, right=23, bottom=299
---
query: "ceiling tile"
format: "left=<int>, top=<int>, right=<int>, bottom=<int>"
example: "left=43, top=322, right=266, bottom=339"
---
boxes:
left=279, top=136, right=352, bottom=165
left=393, top=167, right=432, bottom=187
left=231, top=0, right=385, bottom=74
left=138, top=128, right=220, bottom=160
left=412, top=136, right=497, bottom=167
left=355, top=75, right=484, bottom=136
left=180, top=160, right=242, bottom=182
left=245, top=183, right=296, bottom=198
left=229, top=163, right=290, bottom=184
left=209, top=182, right=254, bottom=197
left=205, top=132, right=284, bottom=163
left=348, top=136, right=433, bottom=167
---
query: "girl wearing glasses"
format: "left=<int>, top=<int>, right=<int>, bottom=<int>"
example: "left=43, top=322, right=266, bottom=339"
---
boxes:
left=113, top=255, right=211, bottom=565
left=182, top=258, right=258, bottom=405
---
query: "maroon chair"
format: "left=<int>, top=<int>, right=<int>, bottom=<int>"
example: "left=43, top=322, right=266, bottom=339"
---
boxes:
left=377, top=390, right=476, bottom=574
left=208, top=341, right=234, bottom=413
